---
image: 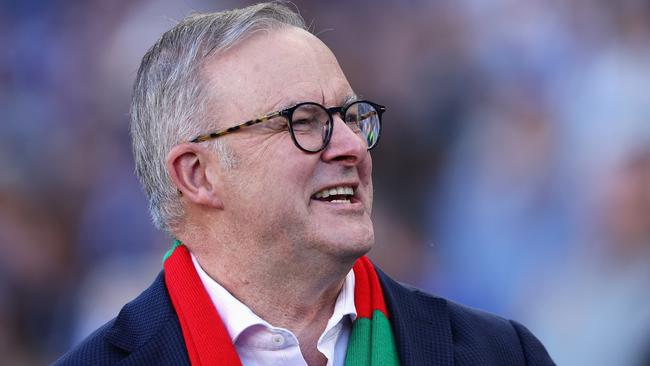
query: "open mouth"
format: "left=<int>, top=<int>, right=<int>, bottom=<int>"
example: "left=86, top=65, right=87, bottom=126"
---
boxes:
left=311, top=186, right=356, bottom=204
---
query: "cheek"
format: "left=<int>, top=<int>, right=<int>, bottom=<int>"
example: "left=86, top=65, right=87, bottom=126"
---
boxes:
left=361, top=155, right=373, bottom=198
left=282, top=155, right=319, bottom=187
left=230, top=140, right=318, bottom=204
left=367, top=180, right=374, bottom=213
left=250, top=158, right=314, bottom=207
left=360, top=153, right=373, bottom=183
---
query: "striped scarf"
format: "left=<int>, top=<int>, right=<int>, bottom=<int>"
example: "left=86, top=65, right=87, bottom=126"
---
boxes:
left=163, top=242, right=400, bottom=365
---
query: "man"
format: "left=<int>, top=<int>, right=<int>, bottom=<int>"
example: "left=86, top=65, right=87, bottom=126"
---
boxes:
left=56, top=2, right=554, bottom=365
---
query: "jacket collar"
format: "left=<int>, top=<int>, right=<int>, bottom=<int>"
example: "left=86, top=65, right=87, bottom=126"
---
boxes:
left=377, top=267, right=454, bottom=366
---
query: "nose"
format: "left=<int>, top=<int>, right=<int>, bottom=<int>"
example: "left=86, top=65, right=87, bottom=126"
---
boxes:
left=321, top=114, right=367, bottom=165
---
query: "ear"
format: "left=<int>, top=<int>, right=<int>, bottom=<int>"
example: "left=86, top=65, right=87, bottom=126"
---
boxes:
left=166, top=143, right=224, bottom=209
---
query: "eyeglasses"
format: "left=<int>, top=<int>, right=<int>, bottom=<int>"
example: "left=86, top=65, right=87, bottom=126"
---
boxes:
left=190, top=100, right=385, bottom=153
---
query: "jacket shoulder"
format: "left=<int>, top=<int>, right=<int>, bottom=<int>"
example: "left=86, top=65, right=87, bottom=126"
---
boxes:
left=377, top=268, right=555, bottom=365
left=52, top=272, right=188, bottom=365
left=444, top=298, right=554, bottom=364
left=52, top=319, right=124, bottom=365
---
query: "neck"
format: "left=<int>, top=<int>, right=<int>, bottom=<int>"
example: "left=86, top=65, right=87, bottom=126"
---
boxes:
left=186, top=234, right=356, bottom=343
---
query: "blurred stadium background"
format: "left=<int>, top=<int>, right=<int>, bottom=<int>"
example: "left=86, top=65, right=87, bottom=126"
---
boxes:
left=2, top=0, right=650, bottom=364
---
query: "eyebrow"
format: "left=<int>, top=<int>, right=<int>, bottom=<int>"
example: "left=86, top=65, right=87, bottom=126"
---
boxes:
left=342, top=94, right=360, bottom=106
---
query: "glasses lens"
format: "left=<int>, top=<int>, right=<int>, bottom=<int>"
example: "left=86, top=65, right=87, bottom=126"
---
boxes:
left=345, top=102, right=381, bottom=149
left=290, top=103, right=331, bottom=152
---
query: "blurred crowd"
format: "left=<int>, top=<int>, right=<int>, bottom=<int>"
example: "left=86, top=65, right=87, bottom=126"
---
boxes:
left=1, top=0, right=649, bottom=364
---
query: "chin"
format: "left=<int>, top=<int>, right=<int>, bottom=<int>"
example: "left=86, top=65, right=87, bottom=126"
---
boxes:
left=321, top=227, right=375, bottom=261
left=298, top=216, right=375, bottom=260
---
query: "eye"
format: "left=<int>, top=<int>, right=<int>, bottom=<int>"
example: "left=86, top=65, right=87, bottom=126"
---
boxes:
left=292, top=116, right=319, bottom=132
left=291, top=104, right=329, bottom=133
left=345, top=113, right=362, bottom=132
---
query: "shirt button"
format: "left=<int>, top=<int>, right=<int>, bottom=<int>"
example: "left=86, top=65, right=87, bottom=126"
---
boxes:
left=271, top=334, right=285, bottom=346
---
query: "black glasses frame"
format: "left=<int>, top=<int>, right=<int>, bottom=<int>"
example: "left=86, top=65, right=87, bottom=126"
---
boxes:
left=190, top=100, right=385, bottom=153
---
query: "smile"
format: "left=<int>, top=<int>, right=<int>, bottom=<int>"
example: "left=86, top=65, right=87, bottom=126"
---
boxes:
left=312, top=186, right=355, bottom=204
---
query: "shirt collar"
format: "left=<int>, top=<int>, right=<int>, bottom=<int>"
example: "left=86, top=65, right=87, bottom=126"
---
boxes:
left=191, top=253, right=357, bottom=343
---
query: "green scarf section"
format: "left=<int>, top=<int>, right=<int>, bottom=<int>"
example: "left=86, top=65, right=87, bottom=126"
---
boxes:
left=345, top=253, right=400, bottom=366
left=345, top=309, right=400, bottom=365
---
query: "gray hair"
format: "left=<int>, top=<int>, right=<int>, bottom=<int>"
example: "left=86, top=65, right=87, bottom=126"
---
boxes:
left=130, top=2, right=306, bottom=233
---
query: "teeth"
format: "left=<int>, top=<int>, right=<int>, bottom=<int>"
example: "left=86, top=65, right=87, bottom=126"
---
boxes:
left=314, top=186, right=355, bottom=199
left=331, top=199, right=351, bottom=203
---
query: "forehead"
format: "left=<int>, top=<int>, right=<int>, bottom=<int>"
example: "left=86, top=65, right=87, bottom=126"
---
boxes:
left=203, top=27, right=354, bottom=123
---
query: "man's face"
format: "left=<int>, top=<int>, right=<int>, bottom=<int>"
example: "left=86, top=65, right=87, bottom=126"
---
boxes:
left=203, top=27, right=374, bottom=261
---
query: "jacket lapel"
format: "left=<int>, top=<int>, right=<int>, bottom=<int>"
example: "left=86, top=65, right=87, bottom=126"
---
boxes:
left=377, top=268, right=454, bottom=366
left=104, top=272, right=190, bottom=365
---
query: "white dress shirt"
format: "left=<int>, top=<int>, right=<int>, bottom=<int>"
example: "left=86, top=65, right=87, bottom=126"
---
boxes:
left=191, top=254, right=357, bottom=366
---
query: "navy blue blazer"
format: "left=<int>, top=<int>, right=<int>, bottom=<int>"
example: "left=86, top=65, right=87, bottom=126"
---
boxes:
left=54, top=268, right=555, bottom=365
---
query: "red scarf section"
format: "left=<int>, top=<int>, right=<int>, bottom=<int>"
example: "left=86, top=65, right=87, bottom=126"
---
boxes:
left=164, top=244, right=242, bottom=365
